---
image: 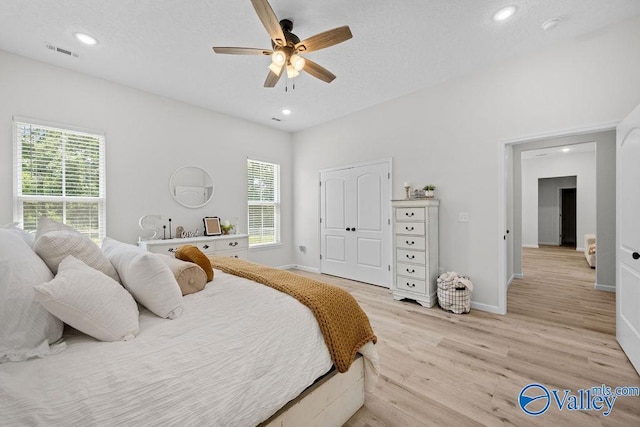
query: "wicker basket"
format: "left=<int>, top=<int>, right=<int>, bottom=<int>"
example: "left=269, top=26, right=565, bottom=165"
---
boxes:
left=437, top=274, right=471, bottom=314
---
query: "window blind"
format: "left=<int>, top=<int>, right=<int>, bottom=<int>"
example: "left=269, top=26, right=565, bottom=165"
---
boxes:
left=14, top=119, right=106, bottom=240
left=247, top=159, right=280, bottom=246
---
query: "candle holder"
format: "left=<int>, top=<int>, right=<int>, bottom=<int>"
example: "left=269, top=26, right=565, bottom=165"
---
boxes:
left=404, top=185, right=411, bottom=200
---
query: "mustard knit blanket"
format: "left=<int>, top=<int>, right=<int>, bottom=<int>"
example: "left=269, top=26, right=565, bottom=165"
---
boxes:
left=209, top=257, right=377, bottom=373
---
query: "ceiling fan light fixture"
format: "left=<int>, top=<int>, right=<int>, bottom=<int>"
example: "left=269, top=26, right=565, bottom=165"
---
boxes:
left=290, top=54, right=305, bottom=71
left=286, top=64, right=299, bottom=79
left=271, top=50, right=286, bottom=66
left=268, top=62, right=283, bottom=76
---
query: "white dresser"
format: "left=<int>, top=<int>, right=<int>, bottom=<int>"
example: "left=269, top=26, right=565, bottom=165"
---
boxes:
left=138, top=234, right=249, bottom=259
left=392, top=199, right=439, bottom=307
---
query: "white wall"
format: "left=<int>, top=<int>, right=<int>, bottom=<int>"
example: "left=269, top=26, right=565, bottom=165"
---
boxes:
left=292, top=15, right=640, bottom=312
left=521, top=151, right=595, bottom=248
left=0, top=50, right=293, bottom=267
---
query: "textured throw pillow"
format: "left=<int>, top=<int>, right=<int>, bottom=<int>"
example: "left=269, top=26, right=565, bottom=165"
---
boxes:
left=175, top=244, right=213, bottom=282
left=1, top=222, right=35, bottom=247
left=102, top=238, right=183, bottom=319
left=33, top=217, right=120, bottom=282
left=0, top=229, right=64, bottom=363
left=34, top=256, right=139, bottom=342
left=155, top=254, right=207, bottom=295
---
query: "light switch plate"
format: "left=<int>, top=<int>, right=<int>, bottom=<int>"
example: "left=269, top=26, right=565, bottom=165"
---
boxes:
left=458, top=213, right=469, bottom=223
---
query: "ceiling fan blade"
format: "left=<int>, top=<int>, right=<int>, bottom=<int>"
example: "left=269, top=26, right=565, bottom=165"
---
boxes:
left=295, top=26, right=352, bottom=53
left=302, top=58, right=336, bottom=83
left=212, top=47, right=272, bottom=55
left=251, top=0, right=286, bottom=47
left=264, top=65, right=283, bottom=87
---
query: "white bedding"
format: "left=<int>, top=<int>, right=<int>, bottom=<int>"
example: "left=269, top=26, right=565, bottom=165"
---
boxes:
left=0, top=270, right=347, bottom=426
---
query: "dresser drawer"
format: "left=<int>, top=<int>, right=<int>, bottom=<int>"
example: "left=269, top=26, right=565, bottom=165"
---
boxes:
left=396, top=236, right=426, bottom=250
left=397, top=262, right=426, bottom=280
left=214, top=237, right=248, bottom=251
left=397, top=249, right=426, bottom=265
left=214, top=249, right=248, bottom=259
left=396, top=207, right=425, bottom=221
left=395, top=277, right=427, bottom=294
left=395, top=222, right=425, bottom=236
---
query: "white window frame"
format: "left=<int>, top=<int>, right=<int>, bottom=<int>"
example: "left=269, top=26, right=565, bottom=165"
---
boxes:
left=247, top=158, right=281, bottom=248
left=13, top=116, right=107, bottom=240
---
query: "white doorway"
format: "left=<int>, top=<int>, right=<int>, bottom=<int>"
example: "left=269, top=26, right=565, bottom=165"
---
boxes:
left=499, top=128, right=617, bottom=314
left=319, top=159, right=392, bottom=287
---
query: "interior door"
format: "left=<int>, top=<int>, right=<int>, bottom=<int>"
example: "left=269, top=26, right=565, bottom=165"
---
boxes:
left=560, top=188, right=576, bottom=246
left=320, top=161, right=391, bottom=287
left=617, top=104, right=640, bottom=375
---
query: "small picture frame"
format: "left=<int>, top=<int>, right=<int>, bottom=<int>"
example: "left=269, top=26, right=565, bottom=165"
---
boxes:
left=203, top=217, right=222, bottom=236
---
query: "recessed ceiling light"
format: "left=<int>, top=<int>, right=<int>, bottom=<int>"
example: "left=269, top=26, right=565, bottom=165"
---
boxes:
left=562, top=148, right=571, bottom=152
left=74, top=32, right=98, bottom=45
left=493, top=5, right=517, bottom=22
left=281, top=108, right=292, bottom=116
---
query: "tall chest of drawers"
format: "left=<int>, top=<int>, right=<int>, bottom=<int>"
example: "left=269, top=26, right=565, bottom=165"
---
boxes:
left=392, top=199, right=439, bottom=307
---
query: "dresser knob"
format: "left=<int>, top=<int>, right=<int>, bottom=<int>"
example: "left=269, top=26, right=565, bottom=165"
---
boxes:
left=406, top=226, right=414, bottom=231
left=406, top=283, right=415, bottom=288
left=406, top=254, right=415, bottom=259
left=406, top=268, right=415, bottom=274
left=405, top=212, right=414, bottom=217
left=406, top=241, right=415, bottom=245
left=202, top=244, right=209, bottom=249
left=168, top=248, right=175, bottom=253
left=229, top=241, right=238, bottom=247
left=346, top=227, right=351, bottom=231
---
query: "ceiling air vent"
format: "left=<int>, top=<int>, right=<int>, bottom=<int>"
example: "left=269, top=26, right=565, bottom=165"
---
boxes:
left=271, top=117, right=282, bottom=122
left=45, top=43, right=79, bottom=58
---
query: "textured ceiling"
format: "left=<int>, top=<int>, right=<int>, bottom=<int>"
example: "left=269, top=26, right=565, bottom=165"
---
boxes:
left=2, top=0, right=640, bottom=132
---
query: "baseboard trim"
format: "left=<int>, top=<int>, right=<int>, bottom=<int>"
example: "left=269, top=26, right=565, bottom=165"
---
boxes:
left=506, top=273, right=524, bottom=288
left=576, top=247, right=585, bottom=252
left=471, top=301, right=504, bottom=315
left=522, top=244, right=539, bottom=249
left=278, top=264, right=297, bottom=270
left=291, top=265, right=321, bottom=274
left=595, top=283, right=615, bottom=292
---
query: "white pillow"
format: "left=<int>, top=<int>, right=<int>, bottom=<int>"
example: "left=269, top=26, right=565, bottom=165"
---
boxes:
left=1, top=222, right=35, bottom=247
left=34, top=256, right=139, bottom=342
left=102, top=238, right=183, bottom=319
left=0, top=229, right=64, bottom=363
left=33, top=217, right=120, bottom=282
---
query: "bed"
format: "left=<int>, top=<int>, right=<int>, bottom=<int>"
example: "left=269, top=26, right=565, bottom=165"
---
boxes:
left=0, top=221, right=378, bottom=426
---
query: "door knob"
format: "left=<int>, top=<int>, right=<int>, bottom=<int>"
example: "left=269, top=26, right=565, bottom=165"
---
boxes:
left=346, top=227, right=351, bottom=231
left=633, top=252, right=640, bottom=260
left=352, top=227, right=356, bottom=232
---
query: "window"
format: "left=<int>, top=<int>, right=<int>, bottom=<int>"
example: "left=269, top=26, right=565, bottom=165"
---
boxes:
left=247, top=159, right=280, bottom=247
left=13, top=118, right=106, bottom=240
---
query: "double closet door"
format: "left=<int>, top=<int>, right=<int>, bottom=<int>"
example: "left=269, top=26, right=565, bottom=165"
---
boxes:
left=320, top=161, right=391, bottom=288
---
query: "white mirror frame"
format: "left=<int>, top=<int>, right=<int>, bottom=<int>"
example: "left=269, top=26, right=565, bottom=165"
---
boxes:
left=169, top=165, right=214, bottom=208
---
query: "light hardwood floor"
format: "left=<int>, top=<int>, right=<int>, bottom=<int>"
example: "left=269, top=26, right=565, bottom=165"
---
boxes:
left=293, top=246, right=640, bottom=426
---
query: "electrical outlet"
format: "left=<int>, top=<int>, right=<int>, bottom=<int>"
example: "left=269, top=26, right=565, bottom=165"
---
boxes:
left=458, top=213, right=469, bottom=223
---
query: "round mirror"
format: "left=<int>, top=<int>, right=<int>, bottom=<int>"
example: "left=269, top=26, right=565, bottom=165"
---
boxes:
left=169, top=166, right=214, bottom=208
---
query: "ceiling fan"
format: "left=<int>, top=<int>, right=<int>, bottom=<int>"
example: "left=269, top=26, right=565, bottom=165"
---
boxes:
left=212, top=0, right=352, bottom=87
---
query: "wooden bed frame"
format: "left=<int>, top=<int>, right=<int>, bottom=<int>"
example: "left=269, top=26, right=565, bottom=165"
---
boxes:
left=261, top=356, right=365, bottom=426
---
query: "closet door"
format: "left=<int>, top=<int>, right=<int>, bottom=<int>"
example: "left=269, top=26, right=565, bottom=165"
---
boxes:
left=320, top=161, right=391, bottom=287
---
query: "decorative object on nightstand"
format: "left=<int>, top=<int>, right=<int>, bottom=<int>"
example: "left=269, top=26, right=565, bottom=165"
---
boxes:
left=203, top=217, right=222, bottom=236
left=423, top=185, right=436, bottom=198
left=175, top=226, right=184, bottom=238
left=391, top=198, right=439, bottom=307
left=138, top=214, right=167, bottom=240
left=220, top=219, right=234, bottom=235
left=403, top=182, right=411, bottom=200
